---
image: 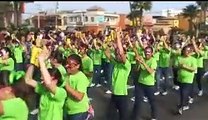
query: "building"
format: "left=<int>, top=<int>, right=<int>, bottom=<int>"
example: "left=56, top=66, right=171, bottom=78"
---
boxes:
left=66, top=6, right=120, bottom=32
left=161, top=9, right=183, bottom=17
left=30, top=6, right=126, bottom=33
left=152, top=16, right=179, bottom=33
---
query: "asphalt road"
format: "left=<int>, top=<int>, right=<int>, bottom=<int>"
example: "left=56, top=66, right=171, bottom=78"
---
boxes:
left=88, top=79, right=208, bottom=120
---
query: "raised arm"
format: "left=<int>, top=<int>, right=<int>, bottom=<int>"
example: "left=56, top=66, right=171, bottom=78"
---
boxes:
left=38, top=47, right=57, bottom=94
left=116, top=29, right=126, bottom=63
left=25, top=64, right=37, bottom=88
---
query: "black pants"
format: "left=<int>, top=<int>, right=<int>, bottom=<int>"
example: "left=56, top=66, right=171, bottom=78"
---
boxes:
left=132, top=83, right=157, bottom=120
left=15, top=63, right=24, bottom=71
left=0, top=70, right=10, bottom=85
left=195, top=68, right=204, bottom=91
left=179, top=83, right=192, bottom=108
left=172, top=67, right=179, bottom=86
left=107, top=95, right=128, bottom=120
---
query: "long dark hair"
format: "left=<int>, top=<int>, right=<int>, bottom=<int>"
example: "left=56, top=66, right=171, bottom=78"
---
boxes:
left=67, top=54, right=83, bottom=71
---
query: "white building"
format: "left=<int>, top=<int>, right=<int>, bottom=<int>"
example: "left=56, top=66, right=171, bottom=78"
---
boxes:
left=66, top=6, right=120, bottom=31
left=161, top=9, right=183, bottom=17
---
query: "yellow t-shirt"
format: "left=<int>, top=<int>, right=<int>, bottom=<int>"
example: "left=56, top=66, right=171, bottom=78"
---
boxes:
left=30, top=45, right=42, bottom=67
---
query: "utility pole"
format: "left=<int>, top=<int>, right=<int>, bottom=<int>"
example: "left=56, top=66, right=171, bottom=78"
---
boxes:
left=55, top=2, right=59, bottom=29
left=36, top=4, right=42, bottom=28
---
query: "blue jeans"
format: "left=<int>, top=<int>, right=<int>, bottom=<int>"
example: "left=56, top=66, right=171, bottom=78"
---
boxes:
left=66, top=112, right=88, bottom=120
left=103, top=61, right=114, bottom=90
left=92, top=65, right=102, bottom=85
left=179, top=83, right=192, bottom=108
left=157, top=67, right=172, bottom=92
left=132, top=83, right=157, bottom=119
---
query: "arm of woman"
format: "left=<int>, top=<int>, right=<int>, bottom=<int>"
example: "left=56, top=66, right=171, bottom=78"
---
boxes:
left=25, top=64, right=37, bottom=88
left=38, top=49, right=57, bottom=95
left=65, top=81, right=84, bottom=101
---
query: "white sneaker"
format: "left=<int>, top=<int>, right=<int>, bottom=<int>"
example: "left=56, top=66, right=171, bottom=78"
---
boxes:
left=161, top=91, right=168, bottom=96
left=188, top=97, right=194, bottom=104
left=154, top=91, right=160, bottom=96
left=131, top=97, right=135, bottom=102
left=90, top=83, right=95, bottom=87
left=105, top=90, right=112, bottom=94
left=175, top=86, right=180, bottom=90
left=198, top=90, right=203, bottom=96
left=182, top=106, right=189, bottom=111
left=143, top=96, right=148, bottom=103
left=127, top=85, right=135, bottom=89
left=30, top=109, right=39, bottom=115
left=104, top=81, right=107, bottom=84
left=173, top=85, right=180, bottom=90
left=89, top=97, right=93, bottom=101
left=96, top=84, right=102, bottom=87
left=178, top=108, right=183, bottom=115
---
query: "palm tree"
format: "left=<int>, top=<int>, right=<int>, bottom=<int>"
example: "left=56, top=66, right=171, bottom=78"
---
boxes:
left=182, top=4, right=200, bottom=32
left=128, top=1, right=152, bottom=29
left=196, top=1, right=208, bottom=25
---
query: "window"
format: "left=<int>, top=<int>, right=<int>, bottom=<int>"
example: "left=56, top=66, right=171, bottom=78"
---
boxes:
left=78, top=16, right=81, bottom=22
left=85, top=16, right=88, bottom=22
left=91, top=17, right=94, bottom=22
left=57, top=19, right=62, bottom=26
left=75, top=17, right=77, bottom=22
left=63, top=16, right=67, bottom=25
left=69, top=17, right=73, bottom=22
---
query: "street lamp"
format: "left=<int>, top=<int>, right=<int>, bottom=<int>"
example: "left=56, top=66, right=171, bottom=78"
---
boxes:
left=35, top=4, right=42, bottom=28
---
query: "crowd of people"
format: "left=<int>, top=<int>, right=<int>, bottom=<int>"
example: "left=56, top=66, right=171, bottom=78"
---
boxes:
left=0, top=26, right=207, bottom=120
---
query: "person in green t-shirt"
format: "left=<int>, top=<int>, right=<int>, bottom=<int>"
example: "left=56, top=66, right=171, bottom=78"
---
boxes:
left=191, top=41, right=205, bottom=97
left=157, top=36, right=172, bottom=96
left=104, top=30, right=131, bottom=120
left=90, top=40, right=103, bottom=87
left=64, top=54, right=90, bottom=120
left=13, top=40, right=24, bottom=71
left=25, top=48, right=67, bottom=120
left=0, top=47, right=15, bottom=85
left=132, top=46, right=158, bottom=120
left=177, top=44, right=197, bottom=115
left=50, top=50, right=67, bottom=87
left=171, top=42, right=182, bottom=91
left=79, top=43, right=93, bottom=86
left=0, top=79, right=29, bottom=120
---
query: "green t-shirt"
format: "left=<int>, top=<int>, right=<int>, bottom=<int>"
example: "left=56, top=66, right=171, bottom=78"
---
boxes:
left=101, top=49, right=110, bottom=63
left=193, top=51, right=205, bottom=68
left=90, top=49, right=102, bottom=65
left=138, top=57, right=157, bottom=86
left=171, top=49, right=181, bottom=67
left=153, top=51, right=160, bottom=62
left=0, top=98, right=28, bottom=120
left=204, top=46, right=208, bottom=59
left=112, top=59, right=131, bottom=95
left=127, top=50, right=136, bottom=64
left=57, top=65, right=67, bottom=82
left=158, top=48, right=171, bottom=68
left=14, top=46, right=24, bottom=63
left=177, top=56, right=197, bottom=84
left=82, top=55, right=93, bottom=81
left=64, top=71, right=89, bottom=115
left=63, top=48, right=72, bottom=58
left=0, top=58, right=14, bottom=71
left=35, top=84, right=67, bottom=120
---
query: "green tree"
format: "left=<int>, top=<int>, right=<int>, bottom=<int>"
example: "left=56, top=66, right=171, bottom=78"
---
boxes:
left=182, top=4, right=200, bottom=32
left=128, top=1, right=152, bottom=29
left=196, top=1, right=208, bottom=25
